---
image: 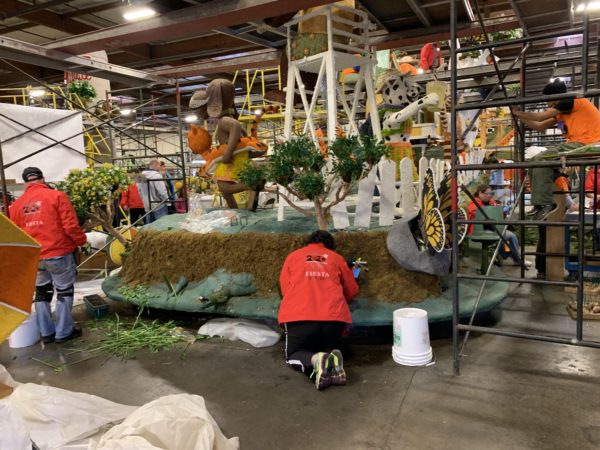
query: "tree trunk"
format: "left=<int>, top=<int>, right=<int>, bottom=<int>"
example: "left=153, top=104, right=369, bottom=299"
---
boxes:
left=314, top=202, right=329, bottom=230
left=89, top=210, right=129, bottom=247
left=103, top=221, right=129, bottom=246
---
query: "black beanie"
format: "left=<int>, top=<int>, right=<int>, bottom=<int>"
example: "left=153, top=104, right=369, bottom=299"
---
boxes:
left=542, top=79, right=567, bottom=96
left=22, top=167, right=44, bottom=182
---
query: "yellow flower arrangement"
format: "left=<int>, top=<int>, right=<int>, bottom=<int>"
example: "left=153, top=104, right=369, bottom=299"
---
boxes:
left=57, top=164, right=131, bottom=220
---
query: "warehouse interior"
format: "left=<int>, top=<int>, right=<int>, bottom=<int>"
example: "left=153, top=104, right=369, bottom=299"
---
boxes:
left=2, top=1, right=600, bottom=449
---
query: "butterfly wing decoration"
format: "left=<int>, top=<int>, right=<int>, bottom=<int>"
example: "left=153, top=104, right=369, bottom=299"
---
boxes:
left=420, top=168, right=445, bottom=252
left=421, top=168, right=439, bottom=214
left=422, top=207, right=446, bottom=253
left=455, top=207, right=468, bottom=246
left=436, top=171, right=468, bottom=249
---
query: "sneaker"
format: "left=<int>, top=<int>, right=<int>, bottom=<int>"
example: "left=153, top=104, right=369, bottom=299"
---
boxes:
left=55, top=325, right=82, bottom=344
left=41, top=333, right=55, bottom=344
left=329, top=349, right=346, bottom=386
left=310, top=352, right=332, bottom=390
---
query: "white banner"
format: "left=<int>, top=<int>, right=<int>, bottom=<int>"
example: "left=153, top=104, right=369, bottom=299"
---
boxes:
left=0, top=103, right=86, bottom=183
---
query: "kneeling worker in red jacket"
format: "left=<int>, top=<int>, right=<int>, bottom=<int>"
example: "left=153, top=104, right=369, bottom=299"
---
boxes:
left=278, top=230, right=359, bottom=390
left=10, top=167, right=87, bottom=344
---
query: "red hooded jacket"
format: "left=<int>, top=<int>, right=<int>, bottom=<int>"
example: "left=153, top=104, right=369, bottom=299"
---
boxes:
left=278, top=243, right=359, bottom=324
left=9, top=182, right=87, bottom=259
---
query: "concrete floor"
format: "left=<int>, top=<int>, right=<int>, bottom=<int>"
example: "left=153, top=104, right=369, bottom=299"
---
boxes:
left=3, top=265, right=600, bottom=449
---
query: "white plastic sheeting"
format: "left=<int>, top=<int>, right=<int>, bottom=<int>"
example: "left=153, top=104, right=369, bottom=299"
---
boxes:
left=198, top=318, right=281, bottom=348
left=91, top=394, right=239, bottom=450
left=0, top=364, right=240, bottom=450
left=0, top=103, right=85, bottom=183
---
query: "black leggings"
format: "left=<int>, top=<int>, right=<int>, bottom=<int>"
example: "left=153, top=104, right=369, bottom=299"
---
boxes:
left=284, top=321, right=346, bottom=375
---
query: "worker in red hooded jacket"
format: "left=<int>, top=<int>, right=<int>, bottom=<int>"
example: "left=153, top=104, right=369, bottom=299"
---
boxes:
left=9, top=167, right=87, bottom=344
left=278, top=230, right=359, bottom=390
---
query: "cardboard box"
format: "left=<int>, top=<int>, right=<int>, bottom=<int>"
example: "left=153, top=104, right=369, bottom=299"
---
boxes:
left=0, top=382, right=14, bottom=399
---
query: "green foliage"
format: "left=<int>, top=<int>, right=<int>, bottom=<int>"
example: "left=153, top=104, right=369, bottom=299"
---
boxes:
left=238, top=160, right=268, bottom=191
left=293, top=172, right=325, bottom=200
left=360, top=134, right=390, bottom=166
left=244, top=135, right=388, bottom=198
left=67, top=80, right=97, bottom=100
left=56, top=164, right=131, bottom=220
left=239, top=134, right=387, bottom=228
left=490, top=29, right=523, bottom=42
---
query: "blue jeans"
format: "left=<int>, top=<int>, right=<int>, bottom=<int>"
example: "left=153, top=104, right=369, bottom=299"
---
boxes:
left=499, top=229, right=522, bottom=264
left=35, top=253, right=77, bottom=339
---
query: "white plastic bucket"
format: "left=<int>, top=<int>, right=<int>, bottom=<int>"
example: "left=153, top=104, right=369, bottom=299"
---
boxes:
left=8, top=313, right=40, bottom=348
left=392, top=308, right=432, bottom=366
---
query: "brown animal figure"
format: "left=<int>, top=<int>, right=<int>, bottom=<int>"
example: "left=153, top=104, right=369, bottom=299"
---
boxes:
left=188, top=79, right=267, bottom=209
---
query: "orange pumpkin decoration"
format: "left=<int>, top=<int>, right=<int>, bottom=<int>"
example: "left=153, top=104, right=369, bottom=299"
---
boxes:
left=187, top=124, right=212, bottom=155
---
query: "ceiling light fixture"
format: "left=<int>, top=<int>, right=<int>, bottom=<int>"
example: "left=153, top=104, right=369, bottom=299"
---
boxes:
left=575, top=1, right=600, bottom=12
left=184, top=114, right=198, bottom=123
left=123, top=7, right=156, bottom=22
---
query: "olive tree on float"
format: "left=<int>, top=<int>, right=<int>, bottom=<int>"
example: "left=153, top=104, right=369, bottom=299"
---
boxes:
left=240, top=135, right=388, bottom=230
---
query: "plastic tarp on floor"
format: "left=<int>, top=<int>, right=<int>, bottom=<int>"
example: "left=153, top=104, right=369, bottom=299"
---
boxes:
left=0, top=364, right=239, bottom=450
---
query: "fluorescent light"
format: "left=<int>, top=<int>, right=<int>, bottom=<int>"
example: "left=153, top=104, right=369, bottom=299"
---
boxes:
left=120, top=108, right=135, bottom=116
left=184, top=114, right=198, bottom=123
left=588, top=1, right=600, bottom=10
left=29, top=89, right=46, bottom=97
left=123, top=7, right=156, bottom=22
left=254, top=108, right=263, bottom=116
left=576, top=1, right=600, bottom=12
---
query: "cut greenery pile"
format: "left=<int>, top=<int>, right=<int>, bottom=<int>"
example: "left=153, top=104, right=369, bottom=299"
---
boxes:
left=31, top=285, right=198, bottom=372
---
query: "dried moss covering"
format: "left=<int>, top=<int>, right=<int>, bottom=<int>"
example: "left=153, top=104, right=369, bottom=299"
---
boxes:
left=120, top=230, right=440, bottom=303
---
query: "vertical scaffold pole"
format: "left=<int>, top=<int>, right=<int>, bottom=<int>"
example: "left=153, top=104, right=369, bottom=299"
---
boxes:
left=451, top=0, right=460, bottom=375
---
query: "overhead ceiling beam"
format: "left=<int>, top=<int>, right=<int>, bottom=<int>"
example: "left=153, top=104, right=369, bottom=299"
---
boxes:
left=62, top=1, right=123, bottom=19
left=214, top=27, right=286, bottom=48
left=0, top=35, right=168, bottom=85
left=0, top=0, right=73, bottom=20
left=406, top=0, right=433, bottom=27
left=375, top=19, right=521, bottom=50
left=508, top=0, right=528, bottom=35
left=0, top=22, right=36, bottom=34
left=0, top=0, right=97, bottom=35
left=44, top=0, right=338, bottom=54
left=108, top=34, right=259, bottom=67
left=150, top=50, right=282, bottom=77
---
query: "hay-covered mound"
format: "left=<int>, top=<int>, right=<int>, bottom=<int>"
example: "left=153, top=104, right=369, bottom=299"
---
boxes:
left=120, top=230, right=440, bottom=303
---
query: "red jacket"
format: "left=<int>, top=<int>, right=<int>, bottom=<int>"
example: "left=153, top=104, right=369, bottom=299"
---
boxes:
left=120, top=183, right=145, bottom=209
left=278, top=243, right=359, bottom=324
left=585, top=167, right=600, bottom=209
left=467, top=198, right=497, bottom=235
left=9, top=182, right=87, bottom=259
left=419, top=43, right=440, bottom=71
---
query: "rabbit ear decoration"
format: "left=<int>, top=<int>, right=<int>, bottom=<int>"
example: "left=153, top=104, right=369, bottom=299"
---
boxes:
left=189, top=90, right=208, bottom=109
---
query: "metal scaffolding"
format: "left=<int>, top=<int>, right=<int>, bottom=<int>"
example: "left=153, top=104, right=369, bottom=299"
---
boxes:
left=450, top=1, right=600, bottom=374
